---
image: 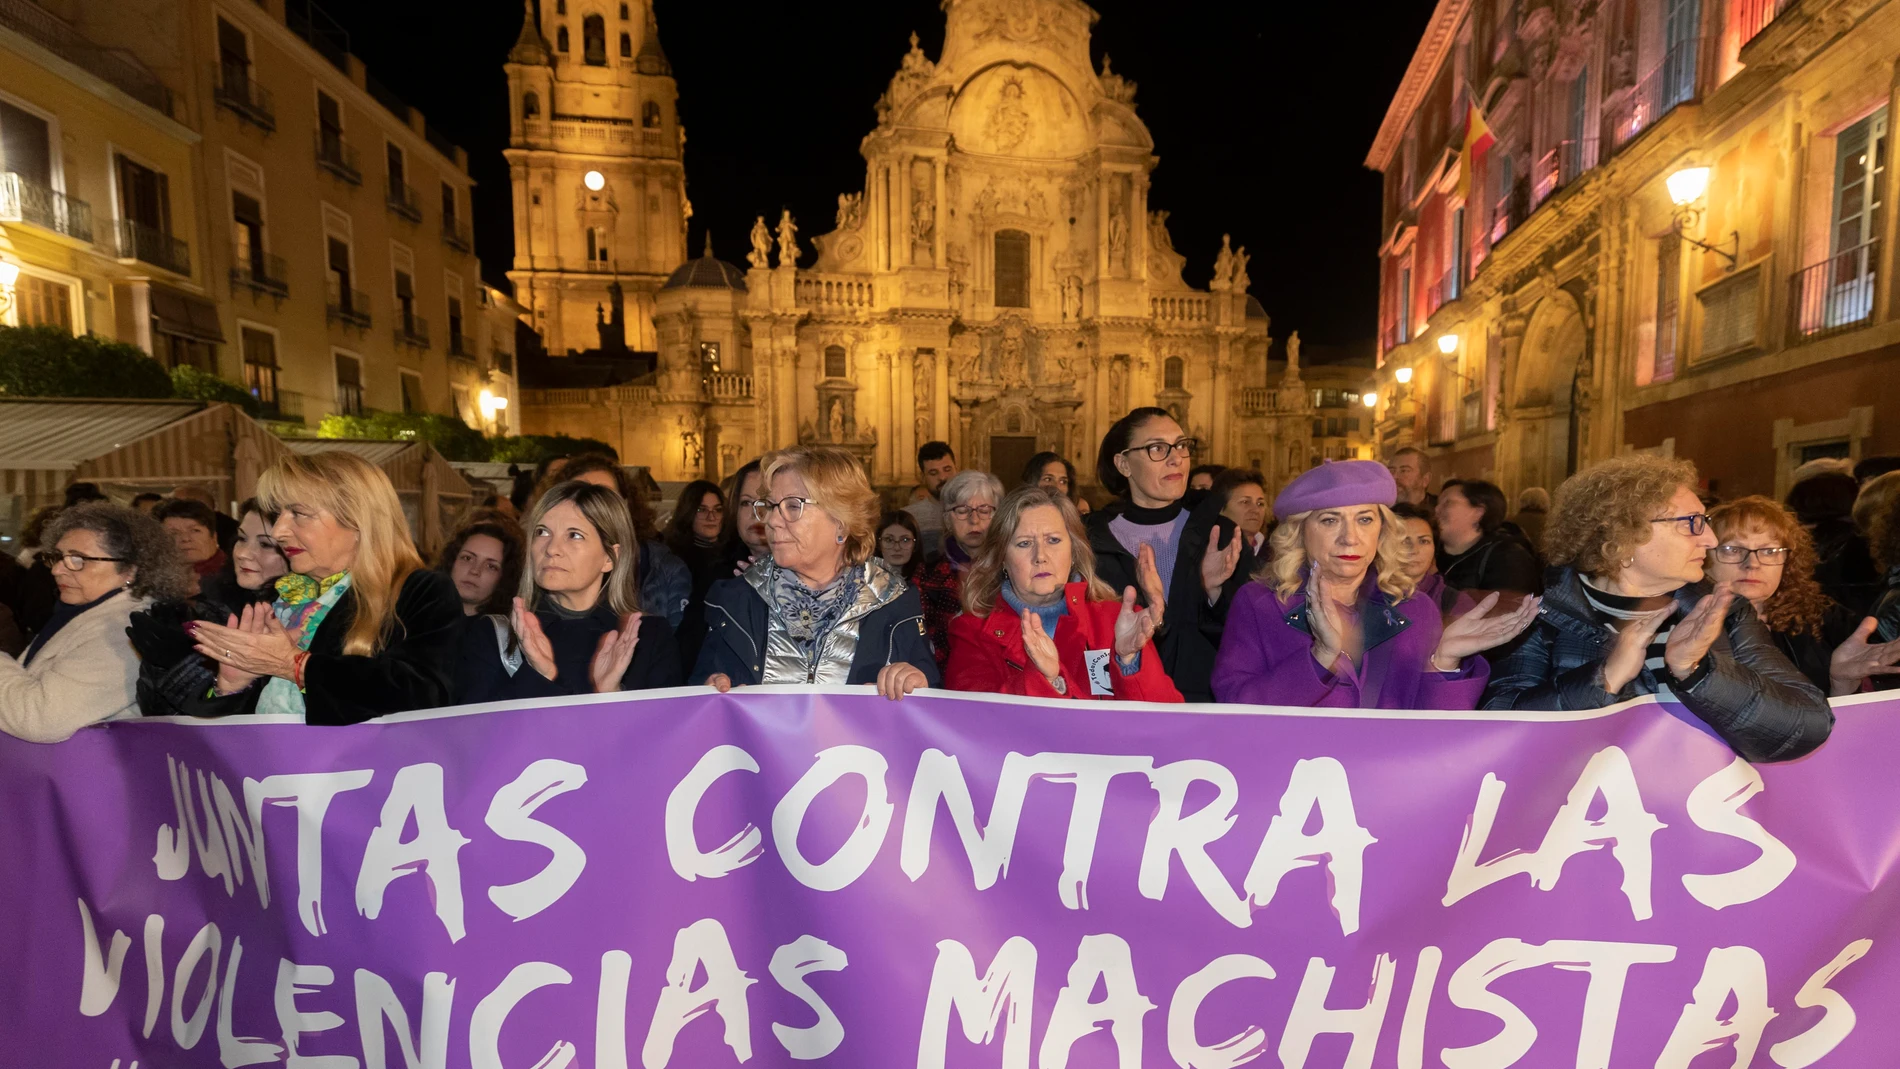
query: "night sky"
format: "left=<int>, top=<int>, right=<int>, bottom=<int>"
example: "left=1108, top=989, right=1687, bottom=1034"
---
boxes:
left=312, top=0, right=1433, bottom=351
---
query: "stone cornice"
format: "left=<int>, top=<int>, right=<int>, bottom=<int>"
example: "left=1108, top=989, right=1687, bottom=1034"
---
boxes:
left=1365, top=0, right=1471, bottom=171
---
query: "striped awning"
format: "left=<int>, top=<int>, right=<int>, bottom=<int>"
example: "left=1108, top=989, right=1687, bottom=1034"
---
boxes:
left=283, top=438, right=416, bottom=466
left=0, top=399, right=205, bottom=473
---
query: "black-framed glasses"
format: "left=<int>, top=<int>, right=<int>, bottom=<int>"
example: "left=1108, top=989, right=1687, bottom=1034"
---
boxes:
left=1650, top=513, right=1710, bottom=537
left=1712, top=544, right=1790, bottom=566
left=1121, top=438, right=1199, bottom=462
left=37, top=550, right=127, bottom=572
left=752, top=497, right=818, bottom=523
left=948, top=503, right=997, bottom=520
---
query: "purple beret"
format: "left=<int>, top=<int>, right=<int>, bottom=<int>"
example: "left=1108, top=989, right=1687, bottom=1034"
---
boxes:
left=1273, top=460, right=1397, bottom=518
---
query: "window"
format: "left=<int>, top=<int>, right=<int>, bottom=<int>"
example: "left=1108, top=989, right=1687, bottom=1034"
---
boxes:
left=395, top=269, right=415, bottom=329
left=642, top=101, right=661, bottom=128
left=155, top=333, right=216, bottom=373
left=1312, top=419, right=1324, bottom=438
left=555, top=0, right=565, bottom=12
left=619, top=2, right=629, bottom=16
left=242, top=328, right=278, bottom=408
left=586, top=225, right=609, bottom=262
left=1397, top=264, right=1412, bottom=339
left=1698, top=267, right=1760, bottom=358
left=327, top=236, right=355, bottom=309
left=0, top=99, right=53, bottom=187
left=401, top=370, right=425, bottom=415
left=700, top=341, right=721, bottom=370
left=557, top=26, right=569, bottom=52
left=232, top=191, right=264, bottom=276
left=216, top=17, right=250, bottom=88
left=620, top=33, right=632, bottom=57
left=15, top=274, right=73, bottom=332
left=316, top=91, right=345, bottom=162
left=447, top=295, right=464, bottom=353
left=440, top=182, right=456, bottom=226
left=824, top=345, right=847, bottom=379
left=1832, top=108, right=1887, bottom=259
left=1163, top=357, right=1184, bottom=390
left=117, top=155, right=171, bottom=233
left=1491, top=154, right=1514, bottom=240
left=385, top=142, right=405, bottom=186
left=335, top=353, right=363, bottom=415
left=1450, top=207, right=1466, bottom=295
left=1662, top=0, right=1700, bottom=108
left=583, top=15, right=606, bottom=65
left=993, top=229, right=1030, bottom=307
left=1654, top=233, right=1680, bottom=382
left=522, top=92, right=540, bottom=118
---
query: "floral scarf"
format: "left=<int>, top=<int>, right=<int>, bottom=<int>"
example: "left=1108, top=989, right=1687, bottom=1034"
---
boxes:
left=769, top=563, right=862, bottom=674
left=255, top=572, right=351, bottom=720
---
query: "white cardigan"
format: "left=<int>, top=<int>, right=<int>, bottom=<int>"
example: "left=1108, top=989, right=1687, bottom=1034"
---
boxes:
left=0, top=592, right=147, bottom=743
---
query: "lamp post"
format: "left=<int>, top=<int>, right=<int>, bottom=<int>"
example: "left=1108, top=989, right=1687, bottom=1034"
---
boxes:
left=1666, top=166, right=1738, bottom=271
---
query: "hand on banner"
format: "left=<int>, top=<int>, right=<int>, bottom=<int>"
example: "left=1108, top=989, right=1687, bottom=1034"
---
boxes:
left=1665, top=583, right=1734, bottom=680
left=1602, top=607, right=1673, bottom=693
left=1200, top=527, right=1242, bottom=602
left=590, top=612, right=643, bottom=693
left=705, top=673, right=735, bottom=692
left=1432, top=592, right=1542, bottom=671
left=1113, top=585, right=1161, bottom=668
left=1020, top=608, right=1063, bottom=686
left=512, top=598, right=559, bottom=681
left=875, top=662, right=928, bottom=701
left=192, top=603, right=297, bottom=692
left=1829, top=616, right=1900, bottom=696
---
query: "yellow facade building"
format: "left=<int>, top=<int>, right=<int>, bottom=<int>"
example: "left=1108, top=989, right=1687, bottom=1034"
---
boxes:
left=3, top=0, right=514, bottom=434
left=1368, top=0, right=1900, bottom=501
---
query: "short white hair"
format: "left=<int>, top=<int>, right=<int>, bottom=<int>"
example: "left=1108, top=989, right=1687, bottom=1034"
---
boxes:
left=939, top=470, right=1004, bottom=532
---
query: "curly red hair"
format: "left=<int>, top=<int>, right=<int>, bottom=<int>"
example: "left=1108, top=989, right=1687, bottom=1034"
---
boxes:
left=1708, top=496, right=1832, bottom=639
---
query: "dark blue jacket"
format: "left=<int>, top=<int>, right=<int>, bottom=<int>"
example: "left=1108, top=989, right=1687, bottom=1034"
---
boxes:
left=689, top=561, right=940, bottom=687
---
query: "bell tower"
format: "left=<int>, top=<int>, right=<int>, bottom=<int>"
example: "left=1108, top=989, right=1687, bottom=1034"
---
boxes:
left=504, top=0, right=688, bottom=356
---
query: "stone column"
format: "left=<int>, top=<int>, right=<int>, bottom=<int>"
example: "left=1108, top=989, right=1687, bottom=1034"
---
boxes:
left=1133, top=175, right=1149, bottom=282
left=1096, top=172, right=1111, bottom=279
left=895, top=155, right=911, bottom=270
left=933, top=155, right=947, bottom=269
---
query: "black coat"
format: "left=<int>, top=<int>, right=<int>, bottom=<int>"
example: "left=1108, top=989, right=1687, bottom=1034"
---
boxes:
left=455, top=603, right=681, bottom=704
left=1085, top=496, right=1253, bottom=703
left=689, top=572, right=938, bottom=687
left=1871, top=567, right=1900, bottom=690
left=1481, top=567, right=1833, bottom=762
left=179, top=569, right=463, bottom=725
left=1769, top=603, right=1858, bottom=695
left=1438, top=530, right=1543, bottom=597
left=667, top=537, right=732, bottom=678
left=129, top=573, right=278, bottom=718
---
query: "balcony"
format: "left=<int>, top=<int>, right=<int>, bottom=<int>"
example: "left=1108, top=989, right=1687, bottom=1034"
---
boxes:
left=1151, top=294, right=1212, bottom=323
left=795, top=274, right=874, bottom=313
left=212, top=63, right=274, bottom=132
left=230, top=247, right=289, bottom=299
left=442, top=218, right=472, bottom=254
left=1789, top=239, right=1880, bottom=343
left=0, top=172, right=93, bottom=242
left=706, top=371, right=754, bottom=401
left=394, top=314, right=430, bottom=350
left=446, top=332, right=470, bottom=359
left=1604, top=38, right=1705, bottom=156
left=116, top=219, right=190, bottom=275
left=493, top=348, right=514, bottom=376
left=1532, top=138, right=1598, bottom=208
left=326, top=280, right=370, bottom=328
left=1736, top=0, right=1798, bottom=46
left=0, top=0, right=174, bottom=117
left=385, top=178, right=422, bottom=223
left=314, top=131, right=361, bottom=184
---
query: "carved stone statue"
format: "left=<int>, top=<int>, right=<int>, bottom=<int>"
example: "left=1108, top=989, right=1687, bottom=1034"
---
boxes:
left=1107, top=188, right=1128, bottom=264
left=999, top=328, right=1027, bottom=385
left=1232, top=245, right=1251, bottom=292
left=1211, top=234, right=1235, bottom=291
left=775, top=210, right=799, bottom=268
left=1148, top=210, right=1175, bottom=252
left=835, top=192, right=864, bottom=231
left=747, top=216, right=772, bottom=269
left=1061, top=275, right=1083, bottom=321
left=911, top=195, right=935, bottom=246
left=828, top=400, right=845, bottom=442
left=1098, top=54, right=1138, bottom=105
left=984, top=75, right=1032, bottom=154
left=1286, top=331, right=1302, bottom=373
left=1109, top=357, right=1126, bottom=412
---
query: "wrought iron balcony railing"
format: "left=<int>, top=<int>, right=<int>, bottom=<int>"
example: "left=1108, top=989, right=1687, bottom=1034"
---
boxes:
left=1789, top=239, right=1880, bottom=343
left=117, top=218, right=190, bottom=275
left=386, top=178, right=422, bottom=222
left=0, top=172, right=93, bottom=242
left=315, top=131, right=361, bottom=184
left=326, top=280, right=371, bottom=328
left=394, top=314, right=430, bottom=350
left=212, top=63, right=274, bottom=131
left=442, top=218, right=472, bottom=253
left=231, top=246, right=288, bottom=299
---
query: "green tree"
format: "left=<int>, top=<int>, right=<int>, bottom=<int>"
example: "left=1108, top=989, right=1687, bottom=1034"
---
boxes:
left=487, top=434, right=618, bottom=464
left=169, top=366, right=261, bottom=416
left=0, top=325, right=172, bottom=399
left=318, top=410, right=492, bottom=462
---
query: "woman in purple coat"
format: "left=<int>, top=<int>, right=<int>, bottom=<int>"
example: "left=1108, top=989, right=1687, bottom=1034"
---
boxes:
left=1212, top=461, right=1540, bottom=709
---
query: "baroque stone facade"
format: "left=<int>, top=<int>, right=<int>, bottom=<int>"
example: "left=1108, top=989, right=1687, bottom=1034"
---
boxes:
left=518, top=0, right=1311, bottom=494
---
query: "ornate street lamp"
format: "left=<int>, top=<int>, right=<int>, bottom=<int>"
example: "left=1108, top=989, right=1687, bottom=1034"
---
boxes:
left=1666, top=166, right=1738, bottom=271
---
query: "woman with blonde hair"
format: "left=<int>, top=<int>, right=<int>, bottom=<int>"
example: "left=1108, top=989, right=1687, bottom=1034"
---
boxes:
left=1213, top=461, right=1537, bottom=709
left=183, top=451, right=463, bottom=724
left=693, top=446, right=938, bottom=700
left=1705, top=495, right=1898, bottom=694
left=456, top=480, right=680, bottom=702
left=946, top=486, right=1179, bottom=700
left=1482, top=455, right=1832, bottom=762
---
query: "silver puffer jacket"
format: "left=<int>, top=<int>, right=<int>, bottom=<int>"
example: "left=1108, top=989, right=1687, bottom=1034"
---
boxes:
left=745, top=557, right=912, bottom=684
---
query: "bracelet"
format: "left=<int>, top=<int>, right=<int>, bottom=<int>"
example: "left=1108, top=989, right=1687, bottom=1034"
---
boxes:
left=292, top=651, right=310, bottom=691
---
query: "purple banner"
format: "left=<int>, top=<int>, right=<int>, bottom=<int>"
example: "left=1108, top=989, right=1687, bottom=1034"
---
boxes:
left=0, top=687, right=1893, bottom=1068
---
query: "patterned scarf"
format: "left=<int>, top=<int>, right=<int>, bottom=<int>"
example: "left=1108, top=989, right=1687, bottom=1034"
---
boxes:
left=770, top=563, right=863, bottom=671
left=256, top=572, right=352, bottom=719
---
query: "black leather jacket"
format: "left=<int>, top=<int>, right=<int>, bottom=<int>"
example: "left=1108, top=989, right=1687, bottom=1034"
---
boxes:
left=1481, top=567, right=1833, bottom=762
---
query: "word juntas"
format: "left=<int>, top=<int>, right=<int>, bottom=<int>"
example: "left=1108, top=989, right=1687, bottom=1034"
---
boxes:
left=103, top=745, right=1863, bottom=1069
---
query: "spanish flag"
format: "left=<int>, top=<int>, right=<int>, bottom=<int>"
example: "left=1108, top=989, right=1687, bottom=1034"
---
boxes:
left=1453, top=98, right=1496, bottom=202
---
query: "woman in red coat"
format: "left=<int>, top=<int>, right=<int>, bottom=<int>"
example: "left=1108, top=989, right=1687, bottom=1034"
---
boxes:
left=947, top=485, right=1182, bottom=701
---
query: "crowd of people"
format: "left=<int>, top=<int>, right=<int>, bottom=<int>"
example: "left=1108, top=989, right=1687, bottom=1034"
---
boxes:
left=5, top=408, right=1899, bottom=766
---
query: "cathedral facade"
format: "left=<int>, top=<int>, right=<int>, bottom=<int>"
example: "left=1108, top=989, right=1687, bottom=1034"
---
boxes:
left=514, top=0, right=1313, bottom=496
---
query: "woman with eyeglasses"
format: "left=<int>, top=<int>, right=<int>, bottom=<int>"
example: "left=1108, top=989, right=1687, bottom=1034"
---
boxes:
left=1705, top=497, right=1900, bottom=695
left=130, top=498, right=294, bottom=718
left=692, top=446, right=938, bottom=700
left=877, top=510, right=925, bottom=583
left=1482, top=456, right=1832, bottom=762
left=664, top=479, right=731, bottom=677
left=1, top=504, right=187, bottom=742
left=1085, top=407, right=1249, bottom=702
left=914, top=470, right=1006, bottom=676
